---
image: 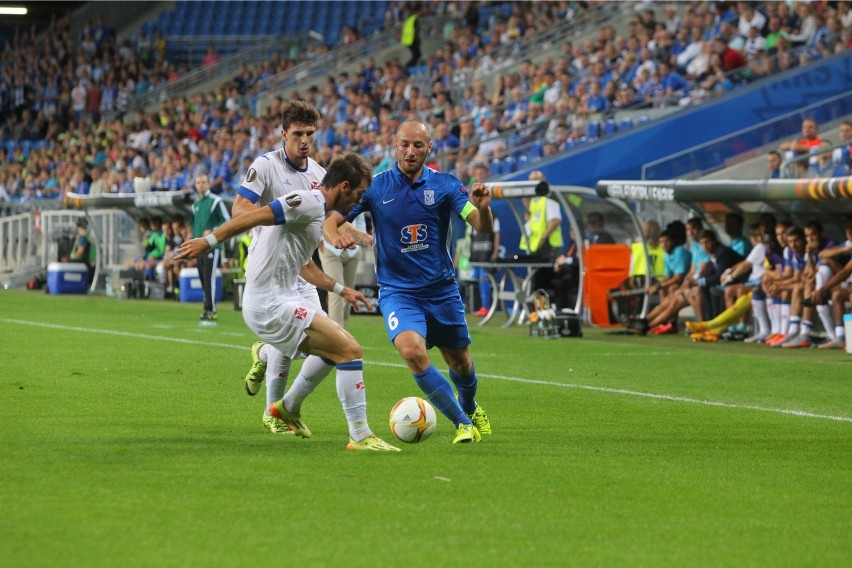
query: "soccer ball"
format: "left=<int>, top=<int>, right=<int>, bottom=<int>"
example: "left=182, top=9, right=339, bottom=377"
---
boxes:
left=389, top=396, right=437, bottom=443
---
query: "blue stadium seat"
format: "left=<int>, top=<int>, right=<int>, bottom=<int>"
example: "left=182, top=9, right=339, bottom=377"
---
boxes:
left=529, top=140, right=543, bottom=158
left=638, top=115, right=650, bottom=126
left=516, top=154, right=529, bottom=171
left=587, top=121, right=601, bottom=139
left=619, top=117, right=634, bottom=131
left=503, top=156, right=517, bottom=173
left=604, top=119, right=617, bottom=137
left=20, top=140, right=33, bottom=159
left=490, top=159, right=502, bottom=177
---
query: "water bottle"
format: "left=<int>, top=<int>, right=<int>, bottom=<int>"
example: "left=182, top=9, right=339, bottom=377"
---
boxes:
left=105, top=276, right=113, bottom=297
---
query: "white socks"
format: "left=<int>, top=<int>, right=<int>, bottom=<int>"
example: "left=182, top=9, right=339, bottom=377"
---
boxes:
left=265, top=349, right=292, bottom=410
left=816, top=304, right=836, bottom=341
left=751, top=298, right=770, bottom=338
left=335, top=360, right=371, bottom=441
left=282, top=355, right=335, bottom=414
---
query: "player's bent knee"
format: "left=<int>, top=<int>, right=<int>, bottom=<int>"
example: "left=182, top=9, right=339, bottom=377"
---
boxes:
left=337, top=339, right=362, bottom=362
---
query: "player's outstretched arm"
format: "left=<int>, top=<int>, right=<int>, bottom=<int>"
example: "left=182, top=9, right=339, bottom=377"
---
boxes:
left=176, top=205, right=274, bottom=260
left=466, top=181, right=493, bottom=233
left=323, top=211, right=359, bottom=249
left=300, top=260, right=372, bottom=311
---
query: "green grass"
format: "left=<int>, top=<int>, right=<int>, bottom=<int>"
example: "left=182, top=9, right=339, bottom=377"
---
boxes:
left=1, top=290, right=850, bottom=567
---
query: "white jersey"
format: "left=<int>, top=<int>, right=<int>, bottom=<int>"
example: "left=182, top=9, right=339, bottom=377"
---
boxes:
left=239, top=148, right=327, bottom=206
left=745, top=242, right=767, bottom=281
left=239, top=148, right=327, bottom=296
left=243, top=189, right=327, bottom=305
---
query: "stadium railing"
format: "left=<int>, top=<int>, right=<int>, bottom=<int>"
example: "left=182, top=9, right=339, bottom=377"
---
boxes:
left=640, top=91, right=852, bottom=181
left=780, top=138, right=852, bottom=179
left=125, top=35, right=299, bottom=113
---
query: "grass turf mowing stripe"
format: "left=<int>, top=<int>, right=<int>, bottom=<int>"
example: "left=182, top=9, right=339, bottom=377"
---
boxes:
left=5, top=316, right=850, bottom=424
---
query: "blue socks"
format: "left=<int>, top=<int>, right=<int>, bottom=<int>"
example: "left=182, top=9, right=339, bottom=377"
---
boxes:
left=413, top=365, right=469, bottom=426
left=449, top=365, right=478, bottom=415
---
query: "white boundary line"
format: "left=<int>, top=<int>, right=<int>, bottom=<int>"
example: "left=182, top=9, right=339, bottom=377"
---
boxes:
left=4, top=318, right=850, bottom=424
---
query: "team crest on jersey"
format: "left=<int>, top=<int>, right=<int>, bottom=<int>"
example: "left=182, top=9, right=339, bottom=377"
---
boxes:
left=424, top=189, right=435, bottom=205
left=311, top=181, right=321, bottom=190
left=245, top=168, right=257, bottom=182
left=294, top=307, right=308, bottom=320
left=285, top=193, right=302, bottom=208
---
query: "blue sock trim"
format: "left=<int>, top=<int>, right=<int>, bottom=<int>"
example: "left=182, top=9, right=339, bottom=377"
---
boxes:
left=321, top=356, right=336, bottom=366
left=752, top=291, right=765, bottom=300
left=336, top=359, right=363, bottom=371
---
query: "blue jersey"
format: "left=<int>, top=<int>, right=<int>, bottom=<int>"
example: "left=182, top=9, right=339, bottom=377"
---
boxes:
left=664, top=245, right=692, bottom=278
left=690, top=241, right=709, bottom=276
left=348, top=164, right=473, bottom=296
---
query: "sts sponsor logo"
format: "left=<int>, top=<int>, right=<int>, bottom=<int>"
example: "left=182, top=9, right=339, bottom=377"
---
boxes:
left=400, top=224, right=429, bottom=253
left=311, top=181, right=321, bottom=190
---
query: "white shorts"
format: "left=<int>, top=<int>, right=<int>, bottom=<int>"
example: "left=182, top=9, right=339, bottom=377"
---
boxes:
left=242, top=285, right=322, bottom=358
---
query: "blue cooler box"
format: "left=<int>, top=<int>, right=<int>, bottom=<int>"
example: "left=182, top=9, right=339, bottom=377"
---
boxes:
left=47, top=262, right=88, bottom=294
left=179, top=268, right=223, bottom=303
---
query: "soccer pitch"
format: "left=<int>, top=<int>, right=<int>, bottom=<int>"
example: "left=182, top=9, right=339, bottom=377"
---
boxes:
left=1, top=291, right=849, bottom=567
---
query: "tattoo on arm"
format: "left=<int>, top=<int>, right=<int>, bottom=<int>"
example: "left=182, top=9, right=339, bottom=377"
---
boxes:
left=342, top=225, right=371, bottom=246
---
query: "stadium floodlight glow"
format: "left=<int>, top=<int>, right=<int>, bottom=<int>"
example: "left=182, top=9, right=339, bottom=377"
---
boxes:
left=0, top=6, right=28, bottom=15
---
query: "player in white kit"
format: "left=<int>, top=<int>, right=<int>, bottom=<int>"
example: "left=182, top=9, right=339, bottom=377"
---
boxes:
left=231, top=101, right=334, bottom=435
left=176, top=154, right=399, bottom=451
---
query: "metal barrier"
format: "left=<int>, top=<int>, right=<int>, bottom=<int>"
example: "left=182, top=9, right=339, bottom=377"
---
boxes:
left=1, top=208, right=133, bottom=291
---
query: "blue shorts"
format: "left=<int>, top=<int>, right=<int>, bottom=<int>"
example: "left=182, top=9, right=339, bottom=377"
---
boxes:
left=378, top=289, right=471, bottom=350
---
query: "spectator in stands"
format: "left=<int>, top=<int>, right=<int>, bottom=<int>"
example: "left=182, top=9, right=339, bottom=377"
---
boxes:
left=767, top=149, right=783, bottom=178
left=779, top=117, right=823, bottom=158
left=832, top=120, right=852, bottom=174
left=788, top=2, right=817, bottom=48
left=737, top=2, right=767, bottom=38
left=401, top=2, right=423, bottom=68
left=764, top=16, right=788, bottom=54
left=808, top=142, right=837, bottom=178
left=713, top=35, right=748, bottom=76
left=202, top=44, right=219, bottom=67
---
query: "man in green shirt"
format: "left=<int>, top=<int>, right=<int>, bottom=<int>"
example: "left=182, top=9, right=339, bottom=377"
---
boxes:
left=191, top=171, right=231, bottom=321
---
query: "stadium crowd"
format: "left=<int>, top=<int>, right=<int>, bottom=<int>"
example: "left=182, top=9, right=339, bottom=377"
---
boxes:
left=1, top=0, right=850, bottom=204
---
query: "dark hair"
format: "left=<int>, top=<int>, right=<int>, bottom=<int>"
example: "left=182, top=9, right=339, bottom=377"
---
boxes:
left=323, top=153, right=372, bottom=191
left=665, top=220, right=687, bottom=246
left=805, top=219, right=823, bottom=235
left=281, top=100, right=322, bottom=130
left=698, top=229, right=717, bottom=243
left=785, top=226, right=804, bottom=240
left=686, top=217, right=703, bottom=231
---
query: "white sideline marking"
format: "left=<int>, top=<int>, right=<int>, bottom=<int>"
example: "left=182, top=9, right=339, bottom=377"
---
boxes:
left=4, top=318, right=850, bottom=424
left=2, top=318, right=247, bottom=351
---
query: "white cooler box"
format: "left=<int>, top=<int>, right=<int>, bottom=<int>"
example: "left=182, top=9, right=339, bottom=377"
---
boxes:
left=47, top=262, right=89, bottom=295
left=179, top=268, right=223, bottom=303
